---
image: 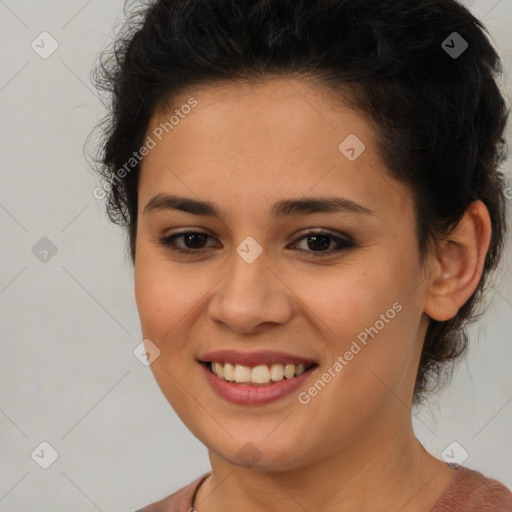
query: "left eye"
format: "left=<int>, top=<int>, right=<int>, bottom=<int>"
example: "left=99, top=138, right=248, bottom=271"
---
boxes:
left=292, top=231, right=355, bottom=255
left=158, top=230, right=355, bottom=257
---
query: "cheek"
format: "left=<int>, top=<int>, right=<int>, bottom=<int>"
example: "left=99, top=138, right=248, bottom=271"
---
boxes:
left=284, top=258, right=403, bottom=347
left=134, top=245, right=201, bottom=338
left=134, top=254, right=168, bottom=336
left=289, top=255, right=420, bottom=387
left=134, top=253, right=201, bottom=406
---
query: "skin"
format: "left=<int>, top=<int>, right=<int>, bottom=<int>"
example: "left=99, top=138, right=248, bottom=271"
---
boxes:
left=134, top=77, right=491, bottom=512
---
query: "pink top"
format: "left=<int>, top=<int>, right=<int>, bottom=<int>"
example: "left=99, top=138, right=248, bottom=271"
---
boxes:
left=135, top=466, right=512, bottom=511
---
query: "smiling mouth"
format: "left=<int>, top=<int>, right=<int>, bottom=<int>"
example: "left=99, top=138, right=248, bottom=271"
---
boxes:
left=204, top=361, right=318, bottom=386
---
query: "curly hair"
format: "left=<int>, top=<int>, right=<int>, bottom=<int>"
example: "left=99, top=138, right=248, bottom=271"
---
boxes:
left=90, top=0, right=509, bottom=404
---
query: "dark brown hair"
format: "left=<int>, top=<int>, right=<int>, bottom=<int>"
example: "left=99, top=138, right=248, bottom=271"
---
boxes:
left=91, top=0, right=509, bottom=404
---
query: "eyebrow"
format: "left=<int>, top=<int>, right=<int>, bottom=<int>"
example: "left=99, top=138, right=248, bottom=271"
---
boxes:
left=143, top=194, right=374, bottom=218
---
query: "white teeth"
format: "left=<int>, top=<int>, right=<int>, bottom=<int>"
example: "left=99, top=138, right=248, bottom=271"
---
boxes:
left=210, top=361, right=313, bottom=385
left=269, top=363, right=284, bottom=381
left=284, top=363, right=295, bottom=379
left=212, top=362, right=224, bottom=378
left=251, top=365, right=271, bottom=384
left=233, top=364, right=252, bottom=383
left=223, top=362, right=235, bottom=381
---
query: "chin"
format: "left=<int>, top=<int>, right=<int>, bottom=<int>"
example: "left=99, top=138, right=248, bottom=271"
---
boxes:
left=207, top=435, right=314, bottom=472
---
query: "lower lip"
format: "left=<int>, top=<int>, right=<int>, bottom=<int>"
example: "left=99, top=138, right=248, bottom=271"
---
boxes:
left=200, top=363, right=318, bottom=405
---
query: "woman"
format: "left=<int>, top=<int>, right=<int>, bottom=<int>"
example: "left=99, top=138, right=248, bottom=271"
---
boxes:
left=92, top=0, right=512, bottom=510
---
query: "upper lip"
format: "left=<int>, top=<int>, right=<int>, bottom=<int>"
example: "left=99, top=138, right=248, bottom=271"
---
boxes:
left=199, top=349, right=318, bottom=367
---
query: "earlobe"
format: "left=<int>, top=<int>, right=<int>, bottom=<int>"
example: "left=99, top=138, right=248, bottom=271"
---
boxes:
left=424, top=200, right=492, bottom=322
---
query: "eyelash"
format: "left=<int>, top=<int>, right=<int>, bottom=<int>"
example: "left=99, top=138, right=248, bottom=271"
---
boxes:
left=157, top=230, right=356, bottom=257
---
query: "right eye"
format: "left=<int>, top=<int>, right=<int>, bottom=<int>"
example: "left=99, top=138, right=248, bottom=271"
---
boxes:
left=158, top=231, right=217, bottom=254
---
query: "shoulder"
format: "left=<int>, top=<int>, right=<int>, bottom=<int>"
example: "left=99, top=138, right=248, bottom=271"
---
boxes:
left=133, top=472, right=210, bottom=512
left=432, top=465, right=512, bottom=512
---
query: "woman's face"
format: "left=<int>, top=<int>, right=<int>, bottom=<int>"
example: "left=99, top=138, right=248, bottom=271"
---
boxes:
left=134, top=78, right=432, bottom=471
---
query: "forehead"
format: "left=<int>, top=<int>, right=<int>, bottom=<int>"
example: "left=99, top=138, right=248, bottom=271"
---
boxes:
left=139, top=77, right=412, bottom=219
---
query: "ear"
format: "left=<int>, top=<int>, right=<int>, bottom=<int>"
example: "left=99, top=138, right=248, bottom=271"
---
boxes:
left=424, top=200, right=492, bottom=322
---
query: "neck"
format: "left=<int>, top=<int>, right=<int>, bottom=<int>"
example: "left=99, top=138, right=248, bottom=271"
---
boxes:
left=194, top=413, right=454, bottom=512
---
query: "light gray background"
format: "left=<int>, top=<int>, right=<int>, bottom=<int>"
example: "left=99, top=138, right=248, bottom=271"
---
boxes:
left=0, top=1, right=511, bottom=510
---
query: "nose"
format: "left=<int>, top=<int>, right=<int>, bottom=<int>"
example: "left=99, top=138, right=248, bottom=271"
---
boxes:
left=207, top=247, right=294, bottom=334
